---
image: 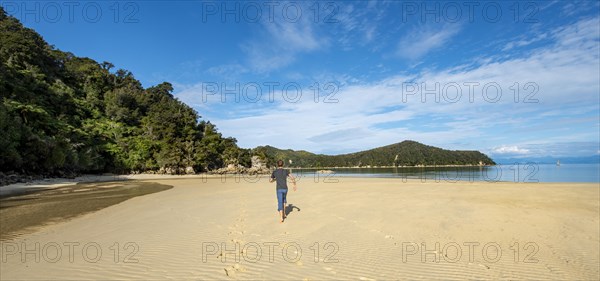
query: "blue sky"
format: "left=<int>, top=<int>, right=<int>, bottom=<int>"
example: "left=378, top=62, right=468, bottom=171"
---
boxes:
left=3, top=0, right=599, bottom=159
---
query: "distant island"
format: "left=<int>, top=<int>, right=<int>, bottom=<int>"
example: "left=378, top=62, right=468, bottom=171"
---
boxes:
left=0, top=8, right=493, bottom=184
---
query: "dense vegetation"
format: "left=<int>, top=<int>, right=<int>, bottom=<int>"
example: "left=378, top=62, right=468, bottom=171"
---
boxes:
left=0, top=8, right=249, bottom=175
left=256, top=140, right=495, bottom=168
left=0, top=9, right=494, bottom=178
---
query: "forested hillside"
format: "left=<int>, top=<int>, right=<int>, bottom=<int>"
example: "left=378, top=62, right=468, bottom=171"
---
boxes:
left=255, top=140, right=495, bottom=168
left=0, top=8, right=250, bottom=176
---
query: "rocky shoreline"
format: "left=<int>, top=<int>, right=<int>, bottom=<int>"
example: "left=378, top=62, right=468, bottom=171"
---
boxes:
left=0, top=171, right=87, bottom=187
left=0, top=156, right=272, bottom=187
left=0, top=173, right=46, bottom=187
left=209, top=165, right=271, bottom=175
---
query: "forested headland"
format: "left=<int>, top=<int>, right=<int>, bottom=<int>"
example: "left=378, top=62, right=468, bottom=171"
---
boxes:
left=254, top=140, right=495, bottom=168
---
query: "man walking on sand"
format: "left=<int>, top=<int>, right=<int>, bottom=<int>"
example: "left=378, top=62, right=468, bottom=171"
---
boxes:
left=269, top=160, right=296, bottom=223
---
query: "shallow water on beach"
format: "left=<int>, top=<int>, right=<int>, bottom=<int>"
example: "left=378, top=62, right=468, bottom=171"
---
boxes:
left=292, top=163, right=600, bottom=183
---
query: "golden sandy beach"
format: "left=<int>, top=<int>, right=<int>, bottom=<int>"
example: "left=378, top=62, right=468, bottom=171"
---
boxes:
left=1, top=176, right=598, bottom=280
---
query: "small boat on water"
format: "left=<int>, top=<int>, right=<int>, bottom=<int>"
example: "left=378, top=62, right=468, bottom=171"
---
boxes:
left=556, top=160, right=560, bottom=166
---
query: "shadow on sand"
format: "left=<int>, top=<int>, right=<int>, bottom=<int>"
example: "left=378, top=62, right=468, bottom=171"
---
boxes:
left=285, top=203, right=301, bottom=218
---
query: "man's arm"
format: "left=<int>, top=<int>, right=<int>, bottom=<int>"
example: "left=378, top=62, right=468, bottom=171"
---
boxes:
left=269, top=171, right=275, bottom=183
left=288, top=173, right=297, bottom=191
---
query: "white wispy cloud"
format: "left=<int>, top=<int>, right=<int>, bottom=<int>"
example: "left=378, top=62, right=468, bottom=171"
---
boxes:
left=175, top=17, right=599, bottom=157
left=502, top=33, right=549, bottom=51
left=241, top=3, right=326, bottom=72
left=561, top=0, right=600, bottom=17
left=489, top=142, right=600, bottom=158
left=395, top=24, right=462, bottom=60
left=492, top=145, right=530, bottom=155
left=332, top=1, right=388, bottom=49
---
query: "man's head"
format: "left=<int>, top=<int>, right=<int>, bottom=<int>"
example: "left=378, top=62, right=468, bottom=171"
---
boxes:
left=277, top=160, right=284, bottom=167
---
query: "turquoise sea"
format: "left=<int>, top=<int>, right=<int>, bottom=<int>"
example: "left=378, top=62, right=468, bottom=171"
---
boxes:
left=292, top=164, right=600, bottom=183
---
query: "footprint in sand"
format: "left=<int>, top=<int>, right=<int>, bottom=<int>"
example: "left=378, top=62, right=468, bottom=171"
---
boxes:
left=477, top=263, right=490, bottom=270
left=230, top=238, right=245, bottom=244
left=224, top=267, right=234, bottom=277
left=224, top=263, right=246, bottom=277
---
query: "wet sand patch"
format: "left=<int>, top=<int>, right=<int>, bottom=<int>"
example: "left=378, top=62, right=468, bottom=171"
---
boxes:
left=0, top=181, right=172, bottom=240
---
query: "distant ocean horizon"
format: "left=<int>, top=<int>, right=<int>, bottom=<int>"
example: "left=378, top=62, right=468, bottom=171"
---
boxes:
left=292, top=163, right=600, bottom=183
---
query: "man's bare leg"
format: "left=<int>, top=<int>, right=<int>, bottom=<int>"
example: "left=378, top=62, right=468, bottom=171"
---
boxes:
left=279, top=210, right=284, bottom=223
